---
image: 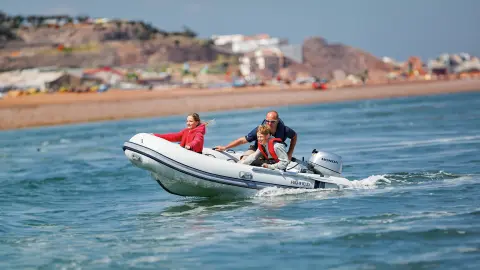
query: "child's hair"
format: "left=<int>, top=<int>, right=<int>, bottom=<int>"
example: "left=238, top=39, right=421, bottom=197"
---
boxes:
left=188, top=113, right=215, bottom=127
left=256, top=124, right=271, bottom=135
left=189, top=113, right=201, bottom=122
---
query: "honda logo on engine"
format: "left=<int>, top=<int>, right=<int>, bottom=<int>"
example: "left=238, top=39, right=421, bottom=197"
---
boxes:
left=321, top=157, right=338, bottom=164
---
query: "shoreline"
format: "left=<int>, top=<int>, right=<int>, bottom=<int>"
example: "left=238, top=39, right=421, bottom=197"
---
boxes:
left=1, top=79, right=479, bottom=131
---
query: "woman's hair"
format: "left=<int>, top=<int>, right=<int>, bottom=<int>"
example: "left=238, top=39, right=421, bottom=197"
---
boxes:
left=257, top=124, right=271, bottom=135
left=188, top=113, right=214, bottom=127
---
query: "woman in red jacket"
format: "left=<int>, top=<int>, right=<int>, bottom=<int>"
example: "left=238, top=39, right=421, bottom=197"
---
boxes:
left=153, top=113, right=207, bottom=153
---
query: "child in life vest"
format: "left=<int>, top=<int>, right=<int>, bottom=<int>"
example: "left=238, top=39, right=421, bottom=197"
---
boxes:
left=240, top=125, right=290, bottom=170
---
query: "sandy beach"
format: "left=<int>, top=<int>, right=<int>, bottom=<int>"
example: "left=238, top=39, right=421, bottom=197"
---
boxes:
left=1, top=79, right=479, bottom=130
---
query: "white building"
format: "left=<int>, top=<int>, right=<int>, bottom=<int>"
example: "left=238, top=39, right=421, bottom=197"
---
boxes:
left=239, top=44, right=304, bottom=76
left=211, top=34, right=245, bottom=46
left=0, top=69, right=65, bottom=90
left=211, top=34, right=288, bottom=54
left=240, top=47, right=284, bottom=76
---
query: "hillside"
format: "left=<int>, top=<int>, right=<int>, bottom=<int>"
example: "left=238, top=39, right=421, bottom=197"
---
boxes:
left=0, top=12, right=393, bottom=80
left=0, top=13, right=232, bottom=71
left=302, top=37, right=392, bottom=79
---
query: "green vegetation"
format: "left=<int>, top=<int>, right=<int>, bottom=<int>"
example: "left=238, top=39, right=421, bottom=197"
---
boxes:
left=0, top=10, right=200, bottom=42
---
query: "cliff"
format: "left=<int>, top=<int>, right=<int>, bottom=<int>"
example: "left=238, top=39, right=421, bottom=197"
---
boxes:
left=302, top=37, right=392, bottom=79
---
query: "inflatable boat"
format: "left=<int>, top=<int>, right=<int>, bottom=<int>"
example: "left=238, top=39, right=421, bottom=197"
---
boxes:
left=123, top=133, right=352, bottom=198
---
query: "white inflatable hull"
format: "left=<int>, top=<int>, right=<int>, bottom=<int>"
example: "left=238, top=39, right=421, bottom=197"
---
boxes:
left=123, top=133, right=352, bottom=198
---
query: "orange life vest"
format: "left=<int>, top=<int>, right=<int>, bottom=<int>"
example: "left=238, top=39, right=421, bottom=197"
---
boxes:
left=258, top=138, right=283, bottom=162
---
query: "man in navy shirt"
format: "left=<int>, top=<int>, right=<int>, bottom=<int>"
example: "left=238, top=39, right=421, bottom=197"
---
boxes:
left=215, top=111, right=297, bottom=160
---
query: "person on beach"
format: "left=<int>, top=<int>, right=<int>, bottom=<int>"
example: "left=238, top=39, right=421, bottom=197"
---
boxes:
left=154, top=113, right=207, bottom=154
left=214, top=110, right=297, bottom=162
left=240, top=125, right=290, bottom=171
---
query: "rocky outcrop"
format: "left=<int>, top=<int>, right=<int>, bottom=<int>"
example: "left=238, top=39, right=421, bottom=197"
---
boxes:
left=0, top=39, right=231, bottom=70
left=302, top=37, right=392, bottom=78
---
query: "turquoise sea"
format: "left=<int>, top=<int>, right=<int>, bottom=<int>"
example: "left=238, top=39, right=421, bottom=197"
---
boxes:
left=1, top=91, right=479, bottom=269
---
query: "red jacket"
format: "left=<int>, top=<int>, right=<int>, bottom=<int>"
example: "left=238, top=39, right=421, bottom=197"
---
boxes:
left=154, top=124, right=206, bottom=153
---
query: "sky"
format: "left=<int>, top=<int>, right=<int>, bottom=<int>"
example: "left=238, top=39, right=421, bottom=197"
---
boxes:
left=2, top=0, right=479, bottom=61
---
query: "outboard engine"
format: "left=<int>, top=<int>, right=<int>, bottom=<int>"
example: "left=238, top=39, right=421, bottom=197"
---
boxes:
left=308, top=149, right=343, bottom=177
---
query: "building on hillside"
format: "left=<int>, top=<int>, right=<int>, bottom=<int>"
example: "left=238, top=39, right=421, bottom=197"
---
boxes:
left=211, top=34, right=245, bottom=46
left=211, top=34, right=288, bottom=54
left=453, top=59, right=480, bottom=76
left=136, top=71, right=172, bottom=86
left=427, top=53, right=478, bottom=76
left=83, top=67, right=124, bottom=85
left=0, top=70, right=65, bottom=90
left=232, top=37, right=288, bottom=54
left=240, top=47, right=288, bottom=76
left=0, top=69, right=103, bottom=92
left=45, top=73, right=103, bottom=90
left=41, top=19, right=63, bottom=28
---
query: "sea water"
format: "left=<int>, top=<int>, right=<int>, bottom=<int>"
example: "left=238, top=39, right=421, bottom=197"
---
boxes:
left=1, top=91, right=479, bottom=269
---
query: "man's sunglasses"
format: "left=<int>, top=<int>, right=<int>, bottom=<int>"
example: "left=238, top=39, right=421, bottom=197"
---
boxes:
left=264, top=119, right=278, bottom=124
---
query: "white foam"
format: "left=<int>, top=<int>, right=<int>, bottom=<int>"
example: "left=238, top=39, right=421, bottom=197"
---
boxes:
left=457, top=247, right=478, bottom=253
left=254, top=186, right=332, bottom=197
left=253, top=175, right=391, bottom=197
left=347, top=175, right=391, bottom=189
left=442, top=174, right=476, bottom=184
left=250, top=172, right=476, bottom=198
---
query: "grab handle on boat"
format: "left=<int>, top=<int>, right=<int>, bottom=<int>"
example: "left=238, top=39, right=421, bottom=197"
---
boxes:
left=212, top=148, right=236, bottom=153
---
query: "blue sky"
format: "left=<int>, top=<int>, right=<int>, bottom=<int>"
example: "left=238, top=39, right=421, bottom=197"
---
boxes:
left=2, top=0, right=479, bottom=61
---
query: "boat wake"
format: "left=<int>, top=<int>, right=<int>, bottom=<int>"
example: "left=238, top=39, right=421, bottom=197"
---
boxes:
left=254, top=175, right=389, bottom=197
left=253, top=171, right=476, bottom=198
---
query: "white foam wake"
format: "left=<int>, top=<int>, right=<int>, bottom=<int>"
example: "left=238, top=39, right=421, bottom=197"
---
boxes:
left=254, top=175, right=391, bottom=197
left=254, top=186, right=327, bottom=197
left=347, top=174, right=391, bottom=189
